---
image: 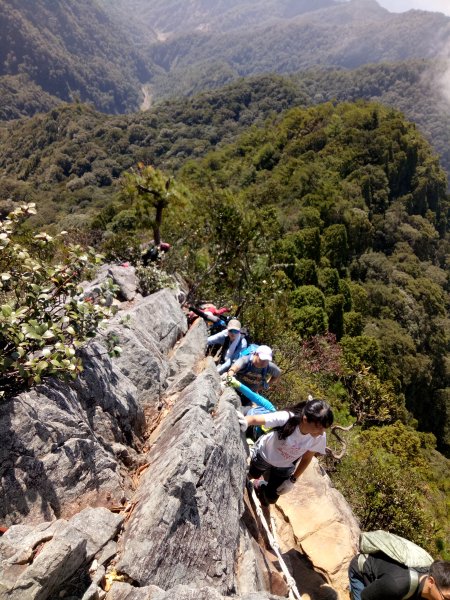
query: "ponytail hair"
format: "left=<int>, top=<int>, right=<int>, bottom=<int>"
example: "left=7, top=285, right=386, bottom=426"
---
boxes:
left=276, top=398, right=334, bottom=440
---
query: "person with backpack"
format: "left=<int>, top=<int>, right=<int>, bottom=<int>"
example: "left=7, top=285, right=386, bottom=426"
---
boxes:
left=238, top=397, right=334, bottom=505
left=224, top=344, right=281, bottom=398
left=348, top=551, right=450, bottom=600
left=206, top=319, right=248, bottom=374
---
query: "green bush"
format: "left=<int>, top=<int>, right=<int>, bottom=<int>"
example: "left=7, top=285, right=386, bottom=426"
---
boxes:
left=0, top=204, right=116, bottom=397
left=136, top=264, right=174, bottom=296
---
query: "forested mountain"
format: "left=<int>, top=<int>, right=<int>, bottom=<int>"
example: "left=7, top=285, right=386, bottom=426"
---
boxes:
left=0, top=0, right=156, bottom=117
left=147, top=1, right=450, bottom=102
left=2, top=65, right=450, bottom=225
left=169, top=101, right=450, bottom=459
left=106, top=0, right=338, bottom=37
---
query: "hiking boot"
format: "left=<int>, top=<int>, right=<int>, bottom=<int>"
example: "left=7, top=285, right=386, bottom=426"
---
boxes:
left=253, top=479, right=269, bottom=506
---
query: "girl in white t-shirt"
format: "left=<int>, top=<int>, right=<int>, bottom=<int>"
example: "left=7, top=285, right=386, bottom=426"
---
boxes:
left=244, top=398, right=334, bottom=505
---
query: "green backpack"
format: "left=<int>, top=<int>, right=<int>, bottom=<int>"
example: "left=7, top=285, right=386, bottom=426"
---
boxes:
left=358, top=530, right=433, bottom=599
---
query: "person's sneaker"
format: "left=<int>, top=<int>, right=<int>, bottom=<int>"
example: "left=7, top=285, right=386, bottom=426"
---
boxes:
left=253, top=479, right=269, bottom=506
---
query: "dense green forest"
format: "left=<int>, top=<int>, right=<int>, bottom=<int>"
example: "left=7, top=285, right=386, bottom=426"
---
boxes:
left=116, top=101, right=450, bottom=554
left=0, top=0, right=155, bottom=116
left=1, top=67, right=450, bottom=230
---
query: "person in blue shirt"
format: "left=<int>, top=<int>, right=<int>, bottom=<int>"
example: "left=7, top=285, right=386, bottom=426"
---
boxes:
left=226, top=345, right=281, bottom=395
left=206, top=319, right=247, bottom=374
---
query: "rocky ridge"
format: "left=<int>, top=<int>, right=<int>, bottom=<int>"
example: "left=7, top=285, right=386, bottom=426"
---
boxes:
left=0, top=265, right=359, bottom=600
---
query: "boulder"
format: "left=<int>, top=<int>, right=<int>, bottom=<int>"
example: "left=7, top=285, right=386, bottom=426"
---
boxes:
left=275, top=460, right=360, bottom=599
left=119, top=289, right=187, bottom=354
left=165, top=318, right=208, bottom=394
left=0, top=381, right=127, bottom=526
left=106, top=582, right=286, bottom=600
left=0, top=288, right=189, bottom=526
left=0, top=507, right=123, bottom=600
left=107, top=265, right=138, bottom=302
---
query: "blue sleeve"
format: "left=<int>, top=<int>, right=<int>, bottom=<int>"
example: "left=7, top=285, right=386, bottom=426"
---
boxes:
left=236, top=381, right=276, bottom=412
left=207, top=330, right=227, bottom=346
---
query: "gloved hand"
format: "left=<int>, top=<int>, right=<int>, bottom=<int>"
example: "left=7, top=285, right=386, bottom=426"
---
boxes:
left=276, top=477, right=296, bottom=495
left=227, top=376, right=240, bottom=389
left=235, top=409, right=248, bottom=432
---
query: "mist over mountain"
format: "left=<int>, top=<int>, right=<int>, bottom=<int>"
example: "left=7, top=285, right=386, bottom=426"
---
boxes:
left=145, top=0, right=450, bottom=103
left=0, top=0, right=157, bottom=117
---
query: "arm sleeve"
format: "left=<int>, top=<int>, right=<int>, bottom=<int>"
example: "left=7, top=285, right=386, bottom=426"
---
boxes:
left=217, top=359, right=231, bottom=374
left=207, top=330, right=227, bottom=346
left=230, top=355, right=248, bottom=373
left=261, top=411, right=292, bottom=428
left=268, top=363, right=281, bottom=379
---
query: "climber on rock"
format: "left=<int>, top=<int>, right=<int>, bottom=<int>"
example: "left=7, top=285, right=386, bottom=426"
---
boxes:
left=206, top=318, right=248, bottom=374
left=348, top=555, right=450, bottom=600
left=237, top=397, right=334, bottom=506
left=141, top=241, right=171, bottom=265
left=223, top=344, right=280, bottom=402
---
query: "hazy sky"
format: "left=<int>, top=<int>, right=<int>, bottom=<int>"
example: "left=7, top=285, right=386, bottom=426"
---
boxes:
left=376, top=0, right=450, bottom=16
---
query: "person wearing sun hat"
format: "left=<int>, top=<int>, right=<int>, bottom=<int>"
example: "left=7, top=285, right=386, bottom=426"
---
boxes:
left=206, top=318, right=248, bottom=374
left=225, top=344, right=281, bottom=398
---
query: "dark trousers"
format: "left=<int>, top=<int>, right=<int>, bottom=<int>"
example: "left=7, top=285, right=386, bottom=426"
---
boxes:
left=249, top=451, right=294, bottom=504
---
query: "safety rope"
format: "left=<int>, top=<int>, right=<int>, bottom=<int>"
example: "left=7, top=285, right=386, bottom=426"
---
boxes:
left=247, top=480, right=302, bottom=600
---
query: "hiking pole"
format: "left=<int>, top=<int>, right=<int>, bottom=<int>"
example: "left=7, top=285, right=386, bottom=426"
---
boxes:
left=227, top=377, right=276, bottom=412
left=189, top=306, right=227, bottom=327
left=247, top=480, right=302, bottom=600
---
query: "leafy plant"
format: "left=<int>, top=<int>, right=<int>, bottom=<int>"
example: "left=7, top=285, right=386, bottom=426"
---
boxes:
left=0, top=203, right=116, bottom=396
left=135, top=263, right=174, bottom=296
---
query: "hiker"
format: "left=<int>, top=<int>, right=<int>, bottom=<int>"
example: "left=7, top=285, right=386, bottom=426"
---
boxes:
left=223, top=344, right=281, bottom=396
left=141, top=241, right=171, bottom=265
left=238, top=398, right=334, bottom=505
left=348, top=555, right=450, bottom=600
left=206, top=318, right=248, bottom=374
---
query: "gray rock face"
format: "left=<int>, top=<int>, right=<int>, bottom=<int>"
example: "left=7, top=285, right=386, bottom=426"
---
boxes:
left=107, top=582, right=285, bottom=600
left=121, top=289, right=188, bottom=354
left=166, top=318, right=208, bottom=394
left=0, top=507, right=123, bottom=600
left=116, top=363, right=248, bottom=594
left=0, top=276, right=361, bottom=600
left=0, top=288, right=188, bottom=527
left=107, top=265, right=138, bottom=301
left=0, top=380, right=127, bottom=525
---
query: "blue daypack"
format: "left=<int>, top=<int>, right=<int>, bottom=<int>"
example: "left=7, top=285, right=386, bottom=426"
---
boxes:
left=237, top=343, right=270, bottom=388
left=239, top=343, right=259, bottom=358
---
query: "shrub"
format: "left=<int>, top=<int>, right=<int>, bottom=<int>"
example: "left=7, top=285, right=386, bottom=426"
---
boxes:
left=135, top=264, right=174, bottom=296
left=0, top=204, right=116, bottom=397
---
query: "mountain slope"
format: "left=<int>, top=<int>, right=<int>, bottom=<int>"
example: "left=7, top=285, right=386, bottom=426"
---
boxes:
left=108, top=0, right=339, bottom=37
left=135, top=0, right=450, bottom=105
left=1, top=63, right=450, bottom=224
left=0, top=0, right=156, bottom=116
